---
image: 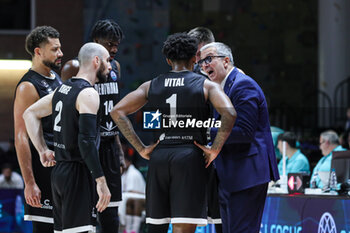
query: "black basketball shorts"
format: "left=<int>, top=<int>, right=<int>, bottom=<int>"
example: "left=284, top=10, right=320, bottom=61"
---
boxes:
left=24, top=146, right=54, bottom=224
left=99, top=139, right=122, bottom=207
left=51, top=162, right=97, bottom=232
left=206, top=164, right=222, bottom=224
left=146, top=144, right=208, bottom=226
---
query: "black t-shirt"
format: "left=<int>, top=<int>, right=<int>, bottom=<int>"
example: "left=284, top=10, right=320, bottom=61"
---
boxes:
left=147, top=71, right=210, bottom=145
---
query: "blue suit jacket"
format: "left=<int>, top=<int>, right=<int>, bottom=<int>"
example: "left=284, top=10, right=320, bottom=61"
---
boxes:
left=211, top=68, right=279, bottom=192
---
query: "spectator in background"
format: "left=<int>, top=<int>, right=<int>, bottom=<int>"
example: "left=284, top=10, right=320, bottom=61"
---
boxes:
left=271, top=126, right=284, bottom=161
left=310, top=130, right=346, bottom=188
left=277, top=132, right=310, bottom=175
left=0, top=163, right=24, bottom=189
left=119, top=154, right=146, bottom=233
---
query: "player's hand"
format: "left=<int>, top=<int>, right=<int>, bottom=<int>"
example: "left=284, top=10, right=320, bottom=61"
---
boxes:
left=95, top=177, right=111, bottom=212
left=39, top=149, right=56, bottom=167
left=194, top=141, right=220, bottom=168
left=139, top=140, right=159, bottom=160
left=24, top=182, right=42, bottom=208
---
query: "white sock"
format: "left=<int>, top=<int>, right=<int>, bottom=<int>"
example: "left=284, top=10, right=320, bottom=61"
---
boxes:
left=131, top=215, right=142, bottom=233
left=125, top=215, right=133, bottom=232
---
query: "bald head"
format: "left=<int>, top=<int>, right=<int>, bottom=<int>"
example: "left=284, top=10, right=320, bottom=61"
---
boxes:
left=78, top=42, right=109, bottom=67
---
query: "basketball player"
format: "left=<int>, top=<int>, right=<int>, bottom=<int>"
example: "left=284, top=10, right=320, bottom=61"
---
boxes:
left=14, top=26, right=63, bottom=232
left=61, top=19, right=124, bottom=232
left=188, top=26, right=215, bottom=76
left=23, top=42, right=111, bottom=233
left=110, top=33, right=236, bottom=233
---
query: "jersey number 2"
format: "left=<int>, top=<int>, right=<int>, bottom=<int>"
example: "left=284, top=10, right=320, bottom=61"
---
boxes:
left=53, top=101, right=63, bottom=132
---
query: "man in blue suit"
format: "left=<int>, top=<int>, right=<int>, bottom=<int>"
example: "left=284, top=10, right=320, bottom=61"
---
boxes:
left=195, top=42, right=280, bottom=233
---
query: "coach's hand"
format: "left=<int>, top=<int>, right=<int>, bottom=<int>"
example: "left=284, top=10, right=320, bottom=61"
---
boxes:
left=139, top=140, right=159, bottom=160
left=95, top=176, right=111, bottom=212
left=39, top=149, right=56, bottom=167
left=24, top=182, right=42, bottom=208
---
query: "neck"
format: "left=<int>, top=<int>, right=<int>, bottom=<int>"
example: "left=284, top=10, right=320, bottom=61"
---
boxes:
left=226, top=64, right=234, bottom=73
left=171, top=61, right=193, bottom=72
left=31, top=59, right=52, bottom=77
left=217, top=64, right=234, bottom=85
left=324, top=144, right=338, bottom=156
left=76, top=69, right=96, bottom=85
left=286, top=148, right=297, bottom=159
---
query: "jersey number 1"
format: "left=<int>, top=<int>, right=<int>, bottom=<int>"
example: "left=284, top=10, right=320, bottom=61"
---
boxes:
left=166, top=94, right=177, bottom=122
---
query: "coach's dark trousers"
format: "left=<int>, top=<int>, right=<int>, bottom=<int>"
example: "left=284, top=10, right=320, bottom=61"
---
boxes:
left=218, top=182, right=268, bottom=233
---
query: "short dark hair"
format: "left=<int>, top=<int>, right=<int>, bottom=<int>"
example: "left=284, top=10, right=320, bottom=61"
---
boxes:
left=162, top=33, right=198, bottom=61
left=25, top=26, right=60, bottom=57
left=277, top=132, right=297, bottom=148
left=91, top=19, right=124, bottom=42
left=188, top=27, right=215, bottom=45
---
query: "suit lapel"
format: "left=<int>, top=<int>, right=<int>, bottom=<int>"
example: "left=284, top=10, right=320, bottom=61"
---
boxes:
left=223, top=67, right=238, bottom=95
left=214, top=67, right=238, bottom=119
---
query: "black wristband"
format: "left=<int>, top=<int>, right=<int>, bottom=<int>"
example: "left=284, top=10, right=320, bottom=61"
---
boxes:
left=78, top=113, right=104, bottom=179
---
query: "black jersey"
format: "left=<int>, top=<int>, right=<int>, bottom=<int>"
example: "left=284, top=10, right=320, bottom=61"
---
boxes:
left=94, top=60, right=120, bottom=138
left=147, top=71, right=210, bottom=145
left=16, top=70, right=62, bottom=147
left=52, top=78, right=98, bottom=162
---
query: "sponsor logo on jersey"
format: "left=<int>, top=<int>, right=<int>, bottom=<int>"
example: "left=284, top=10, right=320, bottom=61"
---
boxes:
left=54, top=142, right=66, bottom=149
left=41, top=80, right=49, bottom=88
left=100, top=121, right=117, bottom=132
left=42, top=199, right=53, bottom=210
left=92, top=207, right=97, bottom=218
left=100, top=131, right=118, bottom=137
left=110, top=70, right=117, bottom=81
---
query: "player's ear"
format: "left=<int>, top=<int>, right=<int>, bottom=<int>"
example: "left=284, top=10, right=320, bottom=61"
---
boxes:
left=93, top=56, right=100, bottom=69
left=190, top=56, right=196, bottom=64
left=166, top=58, right=172, bottom=66
left=34, top=47, right=41, bottom=57
left=189, top=56, right=196, bottom=70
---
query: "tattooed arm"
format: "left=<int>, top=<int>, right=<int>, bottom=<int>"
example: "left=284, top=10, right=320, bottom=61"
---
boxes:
left=110, top=81, right=158, bottom=160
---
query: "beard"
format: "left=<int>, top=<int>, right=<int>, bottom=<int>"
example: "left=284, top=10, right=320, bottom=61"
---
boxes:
left=96, top=62, right=108, bottom=83
left=43, top=58, right=61, bottom=70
